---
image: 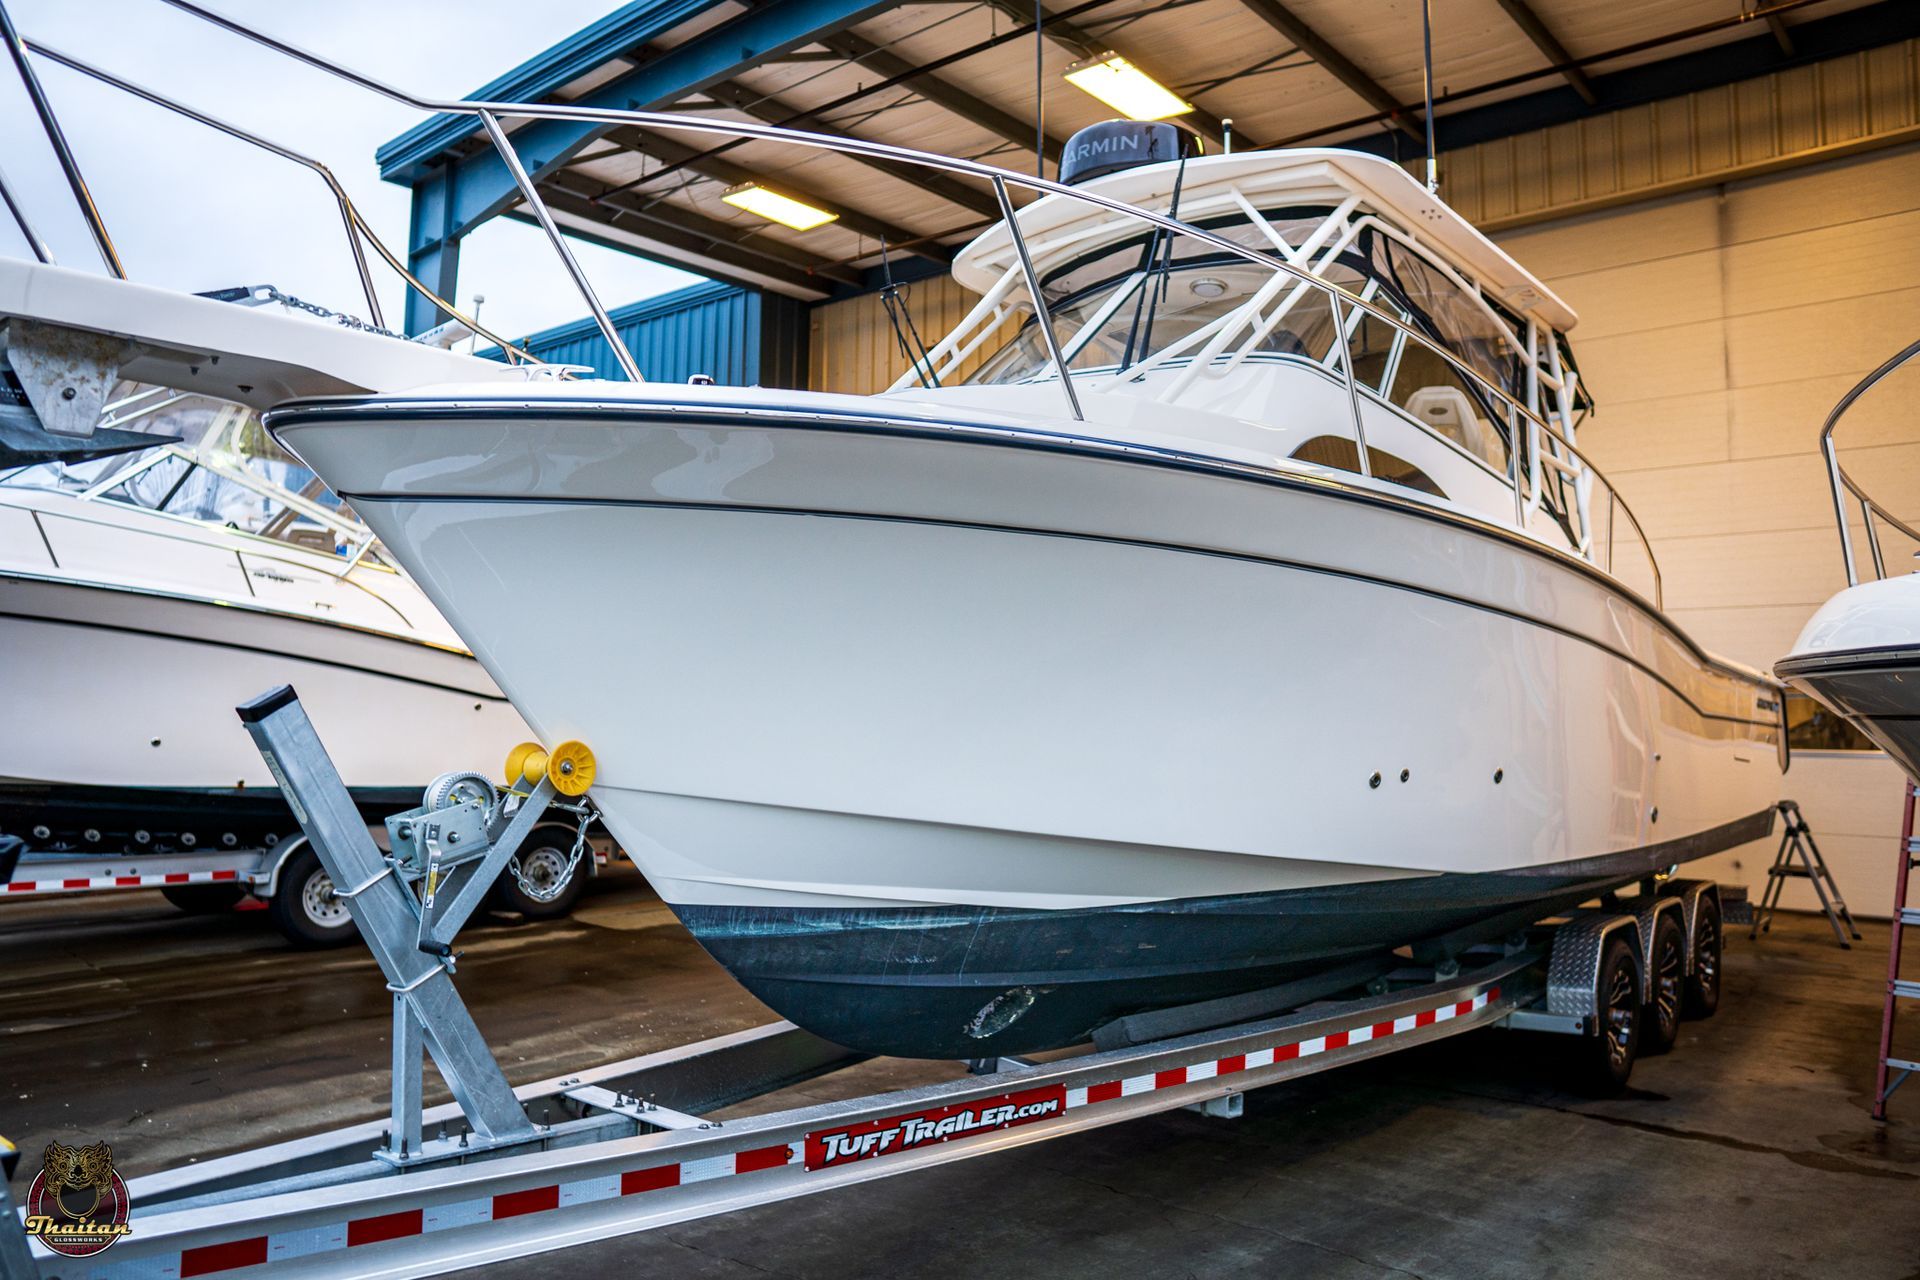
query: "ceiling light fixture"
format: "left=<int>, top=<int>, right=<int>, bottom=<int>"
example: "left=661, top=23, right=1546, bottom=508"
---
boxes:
left=720, top=183, right=839, bottom=231
left=1062, top=53, right=1193, bottom=121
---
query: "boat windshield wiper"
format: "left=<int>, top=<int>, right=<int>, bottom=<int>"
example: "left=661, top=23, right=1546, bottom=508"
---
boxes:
left=1118, top=145, right=1191, bottom=373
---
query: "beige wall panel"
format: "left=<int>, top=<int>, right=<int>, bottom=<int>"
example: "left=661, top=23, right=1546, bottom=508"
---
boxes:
left=1664, top=604, right=1823, bottom=668
left=1729, top=370, right=1915, bottom=460
left=1577, top=390, right=1730, bottom=474
left=1822, top=55, right=1869, bottom=147
left=1613, top=445, right=1920, bottom=542
left=1721, top=209, right=1920, bottom=317
left=1653, top=528, right=1849, bottom=612
left=1865, top=41, right=1919, bottom=135
left=1492, top=190, right=1722, bottom=279
left=1721, top=142, right=1920, bottom=242
left=1549, top=250, right=1726, bottom=341
left=1570, top=321, right=1729, bottom=404
left=809, top=275, right=1019, bottom=396
left=1723, top=286, right=1920, bottom=389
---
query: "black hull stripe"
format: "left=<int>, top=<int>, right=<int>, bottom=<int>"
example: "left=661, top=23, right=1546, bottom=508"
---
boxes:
left=0, top=607, right=508, bottom=702
left=268, top=398, right=1756, bottom=686
left=669, top=804, right=1779, bottom=1059
left=1777, top=647, right=1920, bottom=677
left=347, top=492, right=1778, bottom=734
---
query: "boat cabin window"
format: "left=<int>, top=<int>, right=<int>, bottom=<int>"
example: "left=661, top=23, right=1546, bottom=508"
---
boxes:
left=1, top=382, right=386, bottom=564
left=969, top=211, right=1348, bottom=386
left=1360, top=231, right=1525, bottom=402
left=1288, top=435, right=1445, bottom=499
left=1784, top=691, right=1878, bottom=751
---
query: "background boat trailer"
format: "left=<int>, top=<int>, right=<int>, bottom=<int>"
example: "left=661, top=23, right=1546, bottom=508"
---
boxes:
left=2, top=687, right=1723, bottom=1279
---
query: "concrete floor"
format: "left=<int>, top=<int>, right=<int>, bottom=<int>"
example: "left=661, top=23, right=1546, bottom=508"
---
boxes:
left=4, top=871, right=1918, bottom=1278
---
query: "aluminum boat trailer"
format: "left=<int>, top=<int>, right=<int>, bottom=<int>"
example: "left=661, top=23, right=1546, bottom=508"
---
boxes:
left=5, top=687, right=1724, bottom=1279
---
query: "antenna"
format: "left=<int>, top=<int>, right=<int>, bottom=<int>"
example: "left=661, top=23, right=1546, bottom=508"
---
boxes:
left=1421, top=0, right=1438, bottom=193
left=1035, top=0, right=1045, bottom=180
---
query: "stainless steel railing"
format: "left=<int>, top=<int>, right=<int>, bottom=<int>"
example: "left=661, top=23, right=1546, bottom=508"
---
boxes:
left=0, top=4, right=533, bottom=359
left=1823, top=337, right=1920, bottom=586
left=4, top=0, right=1667, bottom=609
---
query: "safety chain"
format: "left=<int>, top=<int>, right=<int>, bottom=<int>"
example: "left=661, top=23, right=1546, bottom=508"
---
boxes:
left=263, top=287, right=412, bottom=340
left=508, top=801, right=594, bottom=903
left=206, top=283, right=411, bottom=341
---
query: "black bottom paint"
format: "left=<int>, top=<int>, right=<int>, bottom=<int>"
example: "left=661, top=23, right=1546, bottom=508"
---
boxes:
left=0, top=781, right=421, bottom=856
left=674, top=808, right=1778, bottom=1059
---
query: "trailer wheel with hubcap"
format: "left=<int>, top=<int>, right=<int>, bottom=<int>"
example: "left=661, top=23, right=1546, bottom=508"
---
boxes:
left=269, top=844, right=358, bottom=947
left=1685, top=893, right=1723, bottom=1018
left=1577, top=932, right=1642, bottom=1094
left=160, top=883, right=247, bottom=914
left=490, top=822, right=588, bottom=920
left=1641, top=910, right=1686, bottom=1055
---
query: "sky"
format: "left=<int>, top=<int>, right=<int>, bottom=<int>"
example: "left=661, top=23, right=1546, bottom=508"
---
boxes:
left=0, top=0, right=702, bottom=344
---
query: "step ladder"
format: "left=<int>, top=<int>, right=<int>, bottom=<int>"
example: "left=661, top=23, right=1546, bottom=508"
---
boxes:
left=1751, top=799, right=1861, bottom=949
left=1873, top=784, right=1920, bottom=1121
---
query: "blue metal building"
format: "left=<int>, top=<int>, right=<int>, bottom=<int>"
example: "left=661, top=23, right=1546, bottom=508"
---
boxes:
left=481, top=281, right=807, bottom=386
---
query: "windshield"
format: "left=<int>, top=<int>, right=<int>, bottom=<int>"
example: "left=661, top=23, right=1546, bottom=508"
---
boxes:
left=2, top=381, right=382, bottom=562
left=964, top=208, right=1534, bottom=407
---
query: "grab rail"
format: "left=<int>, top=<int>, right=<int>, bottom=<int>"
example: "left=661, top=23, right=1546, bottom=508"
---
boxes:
left=7, top=0, right=1666, bottom=609
left=1823, top=337, right=1920, bottom=586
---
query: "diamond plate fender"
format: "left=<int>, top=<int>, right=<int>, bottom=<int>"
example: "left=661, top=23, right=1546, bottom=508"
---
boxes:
left=1545, top=912, right=1643, bottom=1027
left=1632, top=896, right=1688, bottom=1003
left=1666, top=878, right=1721, bottom=975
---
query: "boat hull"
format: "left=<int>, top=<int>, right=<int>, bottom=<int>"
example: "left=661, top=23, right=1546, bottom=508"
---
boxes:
left=271, top=391, right=1786, bottom=1056
left=0, top=574, right=527, bottom=852
left=1778, top=577, right=1920, bottom=778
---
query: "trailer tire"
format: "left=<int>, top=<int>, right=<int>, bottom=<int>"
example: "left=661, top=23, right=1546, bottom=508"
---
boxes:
left=1641, top=910, right=1686, bottom=1056
left=1684, top=893, right=1722, bottom=1019
left=490, top=824, right=588, bottom=921
left=160, top=883, right=247, bottom=914
left=269, top=846, right=358, bottom=948
left=1576, top=933, right=1642, bottom=1095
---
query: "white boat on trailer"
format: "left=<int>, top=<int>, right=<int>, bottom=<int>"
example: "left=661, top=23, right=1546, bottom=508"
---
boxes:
left=268, top=126, right=1786, bottom=1058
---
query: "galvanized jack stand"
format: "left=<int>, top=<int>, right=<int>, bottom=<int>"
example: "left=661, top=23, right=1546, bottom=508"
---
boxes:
left=238, top=685, right=589, bottom=1168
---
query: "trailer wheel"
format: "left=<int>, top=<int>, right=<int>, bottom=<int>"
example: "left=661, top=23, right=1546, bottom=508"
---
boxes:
left=490, top=824, right=588, bottom=920
left=1684, top=894, right=1722, bottom=1019
left=160, top=883, right=246, bottom=914
left=269, top=846, right=358, bottom=948
left=1641, top=910, right=1686, bottom=1056
left=1576, top=933, right=1642, bottom=1094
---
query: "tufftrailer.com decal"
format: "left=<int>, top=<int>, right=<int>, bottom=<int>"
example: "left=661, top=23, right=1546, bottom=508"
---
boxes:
left=804, top=1084, right=1068, bottom=1170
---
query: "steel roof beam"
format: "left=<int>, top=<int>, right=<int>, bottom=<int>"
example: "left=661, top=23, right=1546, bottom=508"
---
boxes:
left=703, top=77, right=1004, bottom=219
left=818, top=31, right=1068, bottom=164
left=1492, top=0, right=1597, bottom=106
left=1229, top=0, right=1424, bottom=140
left=397, top=0, right=895, bottom=329
left=605, top=126, right=955, bottom=264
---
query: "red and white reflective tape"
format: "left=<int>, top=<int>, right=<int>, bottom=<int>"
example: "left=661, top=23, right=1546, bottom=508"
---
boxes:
left=4, top=869, right=251, bottom=897
left=82, top=985, right=1498, bottom=1278
left=1066, top=985, right=1498, bottom=1108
